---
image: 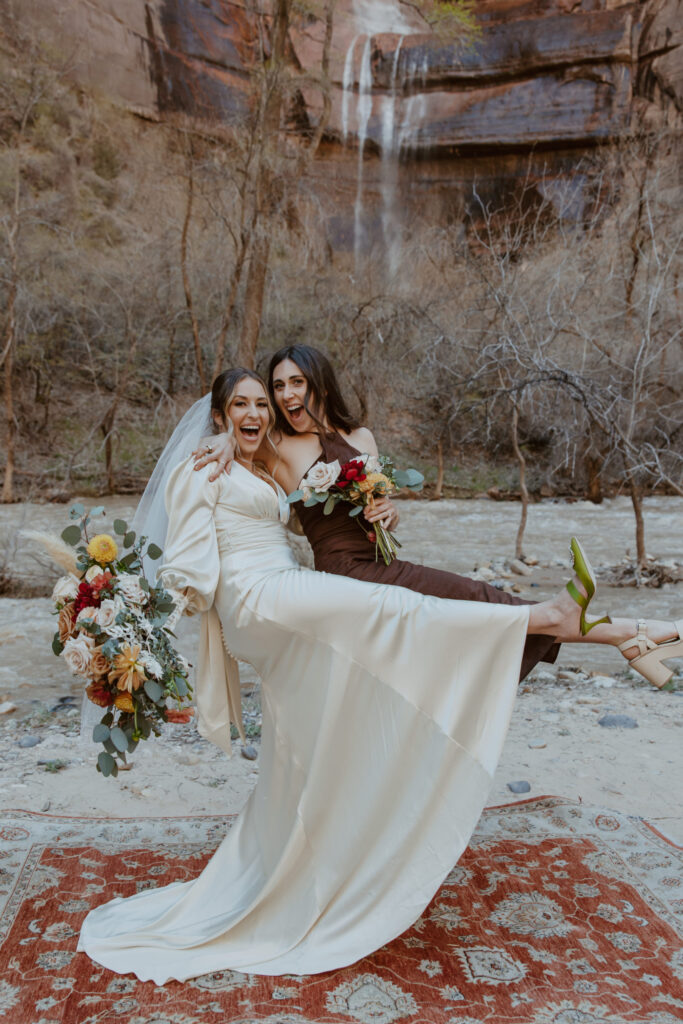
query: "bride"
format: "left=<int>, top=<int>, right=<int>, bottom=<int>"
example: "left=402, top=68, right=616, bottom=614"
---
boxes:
left=77, top=368, right=682, bottom=984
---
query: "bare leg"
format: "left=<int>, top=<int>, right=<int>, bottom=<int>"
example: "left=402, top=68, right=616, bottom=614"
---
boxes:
left=527, top=582, right=677, bottom=665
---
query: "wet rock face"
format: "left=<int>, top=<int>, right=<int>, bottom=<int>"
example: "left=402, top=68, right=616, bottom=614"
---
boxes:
left=27, top=0, right=682, bottom=143
left=368, top=8, right=636, bottom=151
left=146, top=0, right=255, bottom=120
left=21, top=0, right=681, bottom=239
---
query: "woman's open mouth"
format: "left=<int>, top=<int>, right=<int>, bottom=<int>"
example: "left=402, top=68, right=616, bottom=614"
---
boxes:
left=239, top=425, right=262, bottom=442
left=286, top=405, right=305, bottom=424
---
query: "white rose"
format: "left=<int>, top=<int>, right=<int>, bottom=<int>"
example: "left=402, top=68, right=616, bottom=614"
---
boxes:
left=302, top=486, right=312, bottom=502
left=363, top=454, right=381, bottom=473
left=85, top=565, right=104, bottom=583
left=116, top=573, right=147, bottom=606
left=62, top=633, right=96, bottom=677
left=301, top=459, right=341, bottom=494
left=52, top=574, right=79, bottom=607
left=95, top=597, right=124, bottom=629
left=138, top=651, right=163, bottom=679
left=76, top=606, right=98, bottom=627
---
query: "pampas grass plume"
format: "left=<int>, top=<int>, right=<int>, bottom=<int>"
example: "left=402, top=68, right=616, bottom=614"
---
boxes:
left=21, top=530, right=79, bottom=575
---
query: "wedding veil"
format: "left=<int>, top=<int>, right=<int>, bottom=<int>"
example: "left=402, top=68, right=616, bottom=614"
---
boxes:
left=79, top=394, right=213, bottom=749
left=132, top=394, right=214, bottom=579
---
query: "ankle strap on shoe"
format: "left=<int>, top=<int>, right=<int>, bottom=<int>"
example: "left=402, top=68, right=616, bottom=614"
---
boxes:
left=618, top=619, right=654, bottom=657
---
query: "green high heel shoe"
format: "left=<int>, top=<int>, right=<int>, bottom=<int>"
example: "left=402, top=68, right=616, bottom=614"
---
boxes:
left=566, top=537, right=612, bottom=636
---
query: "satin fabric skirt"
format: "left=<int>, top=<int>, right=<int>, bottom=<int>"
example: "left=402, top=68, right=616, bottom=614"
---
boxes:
left=78, top=543, right=528, bottom=982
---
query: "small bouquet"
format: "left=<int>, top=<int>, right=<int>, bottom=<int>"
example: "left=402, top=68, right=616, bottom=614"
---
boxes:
left=287, top=454, right=423, bottom=565
left=47, top=504, right=192, bottom=779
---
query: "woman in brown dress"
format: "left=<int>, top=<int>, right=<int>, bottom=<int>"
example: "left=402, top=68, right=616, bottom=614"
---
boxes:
left=196, top=344, right=558, bottom=680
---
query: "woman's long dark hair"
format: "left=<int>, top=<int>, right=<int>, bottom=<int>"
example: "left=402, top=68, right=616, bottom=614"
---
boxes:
left=267, top=345, right=360, bottom=436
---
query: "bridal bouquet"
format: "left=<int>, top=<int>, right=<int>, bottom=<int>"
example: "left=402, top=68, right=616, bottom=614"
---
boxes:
left=48, top=504, right=192, bottom=779
left=287, top=454, right=423, bottom=565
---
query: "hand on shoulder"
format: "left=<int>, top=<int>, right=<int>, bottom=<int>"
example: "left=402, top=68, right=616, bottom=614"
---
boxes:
left=192, top=433, right=235, bottom=481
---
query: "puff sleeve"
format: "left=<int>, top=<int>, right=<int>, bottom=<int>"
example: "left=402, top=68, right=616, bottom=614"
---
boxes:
left=157, top=459, right=221, bottom=614
left=156, top=458, right=245, bottom=757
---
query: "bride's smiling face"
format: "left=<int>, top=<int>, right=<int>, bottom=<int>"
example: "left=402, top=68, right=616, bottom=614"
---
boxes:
left=215, top=377, right=270, bottom=457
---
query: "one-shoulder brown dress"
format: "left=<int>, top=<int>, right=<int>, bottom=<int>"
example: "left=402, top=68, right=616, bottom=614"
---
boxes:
left=295, top=432, right=559, bottom=681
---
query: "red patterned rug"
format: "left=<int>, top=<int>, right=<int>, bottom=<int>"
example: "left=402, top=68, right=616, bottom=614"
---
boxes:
left=0, top=797, right=681, bottom=1024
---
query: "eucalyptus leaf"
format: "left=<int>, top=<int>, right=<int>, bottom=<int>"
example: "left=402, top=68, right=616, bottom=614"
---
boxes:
left=144, top=679, right=163, bottom=702
left=174, top=676, right=189, bottom=697
left=97, top=752, right=116, bottom=777
left=303, top=495, right=319, bottom=507
left=323, top=495, right=336, bottom=516
left=119, top=552, right=137, bottom=568
left=113, top=519, right=128, bottom=535
left=70, top=502, right=85, bottom=518
left=146, top=543, right=163, bottom=560
left=103, top=738, right=116, bottom=754
left=61, top=525, right=82, bottom=546
left=110, top=726, right=129, bottom=753
left=286, top=490, right=303, bottom=504
left=92, top=724, right=110, bottom=743
left=348, top=505, right=364, bottom=517
left=90, top=505, right=105, bottom=517
left=123, top=531, right=136, bottom=548
left=51, top=633, right=64, bottom=656
left=394, top=468, right=425, bottom=489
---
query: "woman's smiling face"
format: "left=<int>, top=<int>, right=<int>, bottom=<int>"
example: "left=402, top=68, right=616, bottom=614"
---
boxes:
left=271, top=358, right=323, bottom=434
left=218, top=377, right=270, bottom=456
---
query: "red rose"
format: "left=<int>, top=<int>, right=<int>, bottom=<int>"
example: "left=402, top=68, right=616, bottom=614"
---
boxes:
left=337, top=459, right=367, bottom=487
left=74, top=581, right=97, bottom=615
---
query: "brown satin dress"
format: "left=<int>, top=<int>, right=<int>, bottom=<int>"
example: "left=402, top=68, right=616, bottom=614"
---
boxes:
left=295, top=432, right=560, bottom=681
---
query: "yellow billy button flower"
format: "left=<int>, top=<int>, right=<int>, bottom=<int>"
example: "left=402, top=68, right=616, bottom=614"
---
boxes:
left=111, top=644, right=146, bottom=693
left=87, top=534, right=119, bottom=565
left=357, top=472, right=393, bottom=494
left=114, top=691, right=135, bottom=713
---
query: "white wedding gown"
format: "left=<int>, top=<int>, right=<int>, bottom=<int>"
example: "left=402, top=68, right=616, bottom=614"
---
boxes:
left=78, top=459, right=529, bottom=983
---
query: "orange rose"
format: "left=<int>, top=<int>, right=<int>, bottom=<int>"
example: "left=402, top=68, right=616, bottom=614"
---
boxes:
left=165, top=708, right=194, bottom=724
left=86, top=681, right=112, bottom=708
left=58, top=604, right=76, bottom=645
left=90, top=648, right=111, bottom=679
left=114, top=692, right=135, bottom=713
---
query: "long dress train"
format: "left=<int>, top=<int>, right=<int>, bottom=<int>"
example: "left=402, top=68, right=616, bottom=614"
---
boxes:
left=295, top=431, right=559, bottom=680
left=77, top=459, right=529, bottom=983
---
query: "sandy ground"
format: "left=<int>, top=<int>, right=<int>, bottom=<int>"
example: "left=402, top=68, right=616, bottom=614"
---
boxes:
left=0, top=495, right=681, bottom=842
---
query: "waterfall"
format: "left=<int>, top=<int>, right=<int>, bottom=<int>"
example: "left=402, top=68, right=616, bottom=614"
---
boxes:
left=380, top=37, right=403, bottom=277
left=341, top=35, right=359, bottom=144
left=340, top=0, right=427, bottom=275
left=353, top=37, right=373, bottom=269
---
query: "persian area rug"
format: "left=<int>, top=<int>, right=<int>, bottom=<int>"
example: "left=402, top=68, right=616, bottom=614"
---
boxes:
left=0, top=797, right=681, bottom=1024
